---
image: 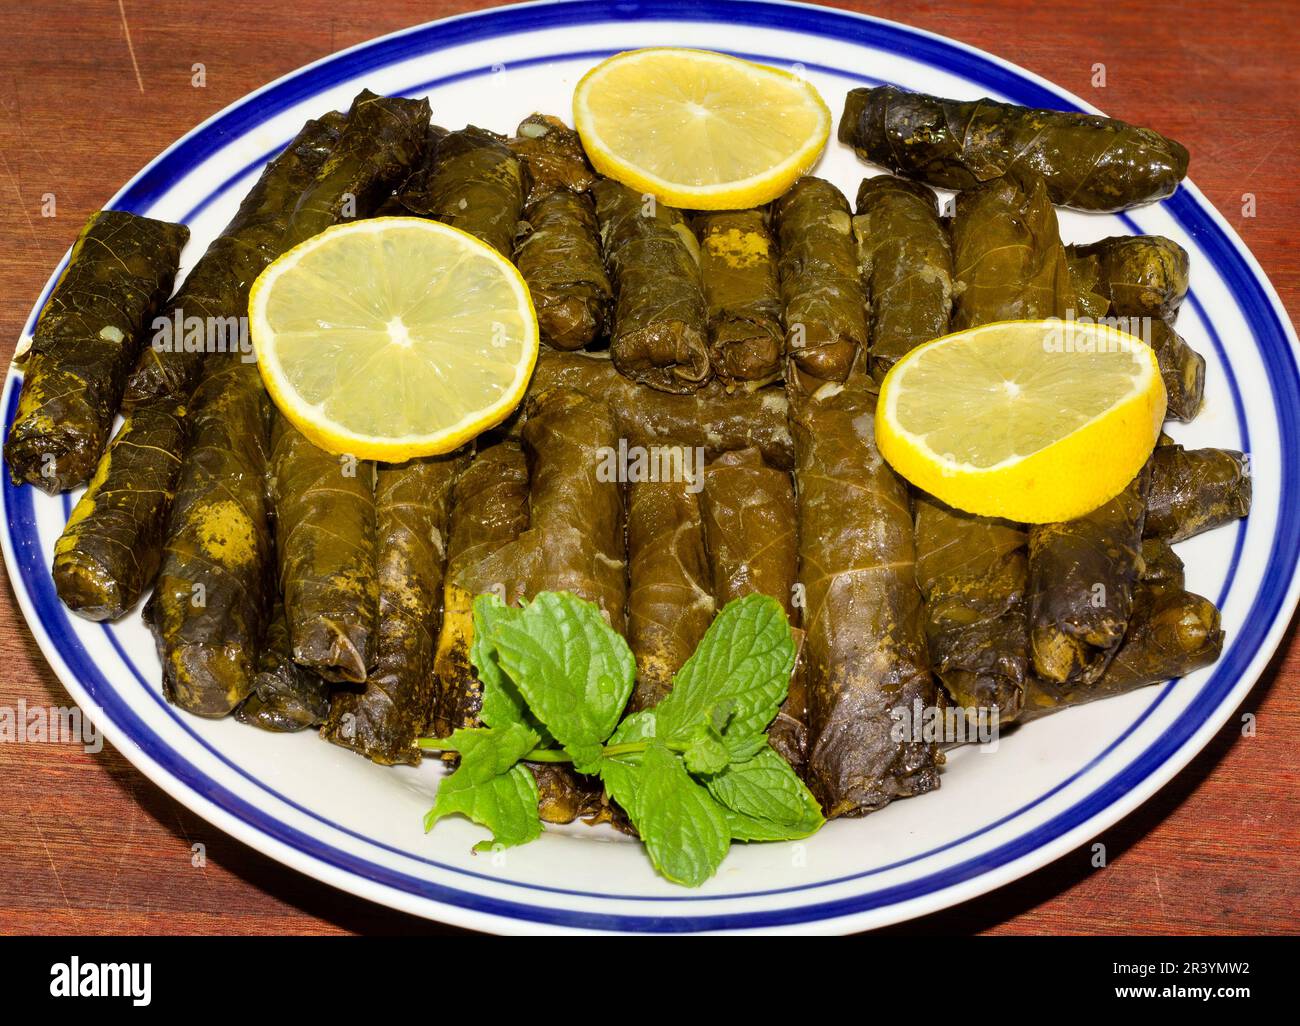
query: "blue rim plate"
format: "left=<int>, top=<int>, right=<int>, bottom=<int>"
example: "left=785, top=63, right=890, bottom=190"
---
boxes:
left=5, top=0, right=1298, bottom=934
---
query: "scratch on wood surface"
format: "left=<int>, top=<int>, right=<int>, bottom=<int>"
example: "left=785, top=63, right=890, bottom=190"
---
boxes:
left=0, top=150, right=38, bottom=247
left=116, top=0, right=145, bottom=94
left=25, top=803, right=72, bottom=911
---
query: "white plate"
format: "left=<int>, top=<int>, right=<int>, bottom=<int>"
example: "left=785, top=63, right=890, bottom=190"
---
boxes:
left=5, top=0, right=1298, bottom=935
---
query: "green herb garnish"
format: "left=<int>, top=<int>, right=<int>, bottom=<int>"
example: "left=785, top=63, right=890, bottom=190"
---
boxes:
left=420, top=591, right=824, bottom=885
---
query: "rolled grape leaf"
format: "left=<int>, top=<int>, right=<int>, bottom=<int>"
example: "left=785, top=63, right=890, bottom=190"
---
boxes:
left=1020, top=586, right=1222, bottom=721
left=1071, top=234, right=1203, bottom=421
left=699, top=448, right=807, bottom=772
left=1146, top=318, right=1205, bottom=423
left=626, top=453, right=715, bottom=712
left=271, top=417, right=378, bottom=684
left=6, top=210, right=188, bottom=493
left=950, top=168, right=1074, bottom=329
left=283, top=91, right=432, bottom=246
left=693, top=209, right=784, bottom=386
left=468, top=389, right=627, bottom=632
left=1028, top=464, right=1152, bottom=686
left=1070, top=235, right=1190, bottom=318
left=508, top=114, right=597, bottom=203
left=525, top=349, right=793, bottom=469
left=514, top=190, right=611, bottom=350
left=853, top=175, right=953, bottom=378
left=433, top=441, right=531, bottom=738
left=593, top=178, right=711, bottom=393
left=52, top=401, right=186, bottom=621
left=1145, top=441, right=1251, bottom=542
left=773, top=177, right=866, bottom=388
left=838, top=86, right=1189, bottom=212
left=234, top=602, right=331, bottom=732
left=144, top=361, right=274, bottom=716
left=914, top=494, right=1028, bottom=722
left=402, top=126, right=526, bottom=257
left=323, top=453, right=468, bottom=764
left=793, top=373, right=941, bottom=817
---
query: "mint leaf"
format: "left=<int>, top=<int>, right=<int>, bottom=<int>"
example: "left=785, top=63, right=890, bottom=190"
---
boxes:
left=470, top=595, right=527, bottom=730
left=597, top=710, right=656, bottom=821
left=630, top=743, right=730, bottom=887
left=656, top=594, right=796, bottom=746
left=682, top=722, right=730, bottom=775
left=432, top=723, right=540, bottom=776
left=424, top=764, right=542, bottom=851
left=489, top=592, right=634, bottom=774
left=723, top=733, right=769, bottom=762
left=423, top=722, right=543, bottom=851
left=705, top=746, right=824, bottom=841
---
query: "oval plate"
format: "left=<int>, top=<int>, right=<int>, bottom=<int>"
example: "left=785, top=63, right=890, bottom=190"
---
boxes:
left=4, top=0, right=1298, bottom=934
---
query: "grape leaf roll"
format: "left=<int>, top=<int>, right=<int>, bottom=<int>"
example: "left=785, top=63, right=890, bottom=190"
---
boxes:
left=852, top=175, right=953, bottom=379
left=52, top=401, right=187, bottom=621
left=433, top=440, right=531, bottom=738
left=950, top=169, right=1073, bottom=329
left=773, top=177, right=867, bottom=387
left=593, top=178, right=711, bottom=393
left=508, top=114, right=598, bottom=203
left=144, top=360, right=274, bottom=717
left=1070, top=235, right=1190, bottom=319
left=271, top=418, right=379, bottom=684
left=1146, top=441, right=1251, bottom=542
left=403, top=126, right=526, bottom=258
left=1028, top=464, right=1152, bottom=686
left=914, top=495, right=1028, bottom=722
left=323, top=453, right=468, bottom=764
left=6, top=210, right=188, bottom=493
left=626, top=452, right=715, bottom=712
left=693, top=209, right=784, bottom=386
left=699, top=448, right=807, bottom=772
left=514, top=190, right=611, bottom=350
left=793, top=372, right=941, bottom=817
left=839, top=86, right=1189, bottom=212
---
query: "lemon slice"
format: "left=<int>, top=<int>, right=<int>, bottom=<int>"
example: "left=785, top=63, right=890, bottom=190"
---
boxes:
left=250, top=217, right=537, bottom=461
left=573, top=47, right=830, bottom=210
left=876, top=320, right=1167, bottom=522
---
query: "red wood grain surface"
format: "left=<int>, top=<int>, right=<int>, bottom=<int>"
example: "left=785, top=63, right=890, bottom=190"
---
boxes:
left=0, top=0, right=1296, bottom=936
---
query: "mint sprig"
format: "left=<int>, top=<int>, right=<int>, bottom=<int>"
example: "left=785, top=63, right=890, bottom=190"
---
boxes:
left=420, top=591, right=824, bottom=885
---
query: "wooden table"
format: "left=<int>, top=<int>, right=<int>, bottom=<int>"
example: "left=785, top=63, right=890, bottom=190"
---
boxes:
left=0, top=0, right=1296, bottom=936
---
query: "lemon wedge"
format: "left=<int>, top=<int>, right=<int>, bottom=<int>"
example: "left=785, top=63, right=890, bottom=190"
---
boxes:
left=876, top=320, right=1167, bottom=522
left=573, top=47, right=830, bottom=210
left=250, top=217, right=537, bottom=461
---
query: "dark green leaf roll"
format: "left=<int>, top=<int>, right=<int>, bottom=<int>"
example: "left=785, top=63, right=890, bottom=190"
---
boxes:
left=144, top=360, right=274, bottom=716
left=323, top=452, right=468, bottom=764
left=693, top=209, right=784, bottom=385
left=235, top=602, right=331, bottom=732
left=852, top=175, right=953, bottom=378
left=52, top=401, right=186, bottom=621
left=1145, top=441, right=1251, bottom=542
left=6, top=210, right=188, bottom=493
left=271, top=417, right=378, bottom=684
left=514, top=190, right=611, bottom=350
left=593, top=179, right=710, bottom=393
left=773, top=177, right=867, bottom=388
left=1028, top=464, right=1152, bottom=686
left=403, top=126, right=526, bottom=257
left=839, top=86, right=1189, bottom=212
